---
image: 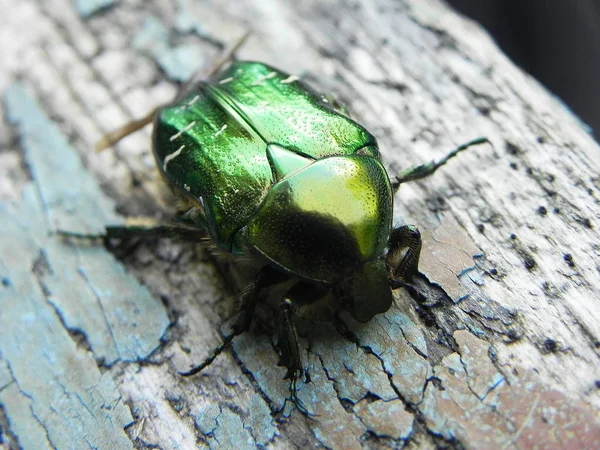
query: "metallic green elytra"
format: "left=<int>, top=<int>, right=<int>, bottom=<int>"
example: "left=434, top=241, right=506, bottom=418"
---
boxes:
left=149, top=60, right=488, bottom=380
left=153, top=62, right=392, bottom=285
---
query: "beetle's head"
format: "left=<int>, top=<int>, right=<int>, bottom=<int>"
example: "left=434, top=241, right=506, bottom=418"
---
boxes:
left=245, top=145, right=394, bottom=321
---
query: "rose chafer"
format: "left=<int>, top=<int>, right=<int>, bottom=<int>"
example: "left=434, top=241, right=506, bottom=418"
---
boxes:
left=95, top=57, right=487, bottom=384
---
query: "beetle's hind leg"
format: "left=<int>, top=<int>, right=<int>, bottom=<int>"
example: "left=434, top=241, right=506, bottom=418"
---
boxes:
left=180, top=266, right=282, bottom=377
left=391, top=137, right=491, bottom=191
left=58, top=218, right=206, bottom=242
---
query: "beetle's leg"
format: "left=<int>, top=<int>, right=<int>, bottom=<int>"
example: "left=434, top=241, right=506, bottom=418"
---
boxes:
left=391, top=137, right=491, bottom=192
left=276, top=297, right=316, bottom=416
left=387, top=224, right=422, bottom=281
left=386, top=225, right=429, bottom=301
left=180, top=266, right=280, bottom=377
left=179, top=330, right=238, bottom=377
left=277, top=298, right=302, bottom=380
left=232, top=266, right=287, bottom=335
left=96, top=31, right=251, bottom=151
left=58, top=217, right=206, bottom=242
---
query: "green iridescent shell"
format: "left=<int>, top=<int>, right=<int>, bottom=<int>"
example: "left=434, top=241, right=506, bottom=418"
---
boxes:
left=153, top=61, right=393, bottom=283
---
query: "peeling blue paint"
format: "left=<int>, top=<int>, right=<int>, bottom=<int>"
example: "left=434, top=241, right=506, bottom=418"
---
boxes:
left=245, top=395, right=277, bottom=447
left=467, top=268, right=485, bottom=286
left=74, top=0, right=114, bottom=18
left=354, top=398, right=414, bottom=440
left=232, top=331, right=290, bottom=412
left=0, top=195, right=134, bottom=449
left=133, top=16, right=206, bottom=82
left=0, top=361, right=51, bottom=450
left=195, top=405, right=256, bottom=450
left=309, top=322, right=397, bottom=403
left=175, top=0, right=210, bottom=38
left=1, top=85, right=171, bottom=448
left=213, top=409, right=256, bottom=450
left=195, top=404, right=220, bottom=435
left=297, top=353, right=366, bottom=449
left=4, top=86, right=120, bottom=235
left=344, top=305, right=432, bottom=405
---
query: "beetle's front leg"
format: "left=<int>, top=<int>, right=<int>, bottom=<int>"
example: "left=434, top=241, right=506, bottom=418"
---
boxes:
left=391, top=137, right=490, bottom=192
left=386, top=224, right=422, bottom=282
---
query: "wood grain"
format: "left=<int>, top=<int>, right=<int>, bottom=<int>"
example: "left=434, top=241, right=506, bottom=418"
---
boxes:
left=1, top=0, right=599, bottom=448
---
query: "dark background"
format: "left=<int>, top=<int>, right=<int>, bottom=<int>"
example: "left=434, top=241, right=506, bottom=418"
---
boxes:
left=448, top=0, right=600, bottom=141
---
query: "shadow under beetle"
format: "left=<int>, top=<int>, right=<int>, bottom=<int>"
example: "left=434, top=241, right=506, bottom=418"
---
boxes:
left=94, top=41, right=489, bottom=391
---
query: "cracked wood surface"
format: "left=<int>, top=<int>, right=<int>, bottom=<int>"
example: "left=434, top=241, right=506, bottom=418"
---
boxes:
left=1, top=0, right=599, bottom=449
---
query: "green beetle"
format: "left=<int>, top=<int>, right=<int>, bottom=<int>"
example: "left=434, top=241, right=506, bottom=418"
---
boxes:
left=142, top=60, right=487, bottom=379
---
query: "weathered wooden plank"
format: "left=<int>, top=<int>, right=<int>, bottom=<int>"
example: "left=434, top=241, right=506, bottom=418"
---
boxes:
left=1, top=0, right=599, bottom=449
left=0, top=85, right=169, bottom=449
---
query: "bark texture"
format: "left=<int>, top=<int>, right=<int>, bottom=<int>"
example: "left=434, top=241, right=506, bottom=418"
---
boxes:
left=1, top=0, right=599, bottom=449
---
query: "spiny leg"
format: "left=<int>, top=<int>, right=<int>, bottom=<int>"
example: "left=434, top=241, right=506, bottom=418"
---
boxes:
left=392, top=137, right=491, bottom=191
left=276, top=297, right=316, bottom=416
left=386, top=225, right=426, bottom=301
left=179, top=333, right=237, bottom=377
left=232, top=267, right=287, bottom=335
left=180, top=266, right=280, bottom=377
left=277, top=298, right=302, bottom=380
left=95, top=30, right=252, bottom=151
left=387, top=225, right=422, bottom=280
left=58, top=218, right=206, bottom=242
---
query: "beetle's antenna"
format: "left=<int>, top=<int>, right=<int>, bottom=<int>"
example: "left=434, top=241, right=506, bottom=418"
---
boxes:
left=392, top=137, right=492, bottom=189
left=95, top=30, right=252, bottom=152
left=179, top=331, right=237, bottom=377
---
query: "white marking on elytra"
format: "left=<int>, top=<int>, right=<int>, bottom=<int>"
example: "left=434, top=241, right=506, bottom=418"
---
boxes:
left=280, top=75, right=300, bottom=84
left=184, top=183, right=191, bottom=192
left=163, top=145, right=185, bottom=172
left=186, top=95, right=200, bottom=107
left=218, top=77, right=234, bottom=85
left=170, top=120, right=197, bottom=141
left=214, top=124, right=227, bottom=137
left=252, top=71, right=277, bottom=86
